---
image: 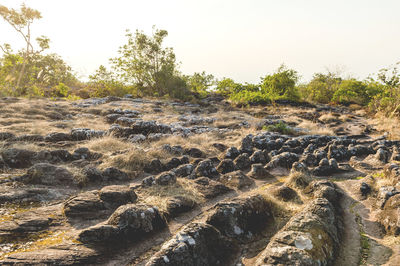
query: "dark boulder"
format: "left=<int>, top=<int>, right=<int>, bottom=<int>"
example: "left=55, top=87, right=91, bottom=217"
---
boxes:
left=194, top=159, right=219, bottom=178
left=219, top=170, right=254, bottom=190
left=102, top=167, right=129, bottom=181
left=99, top=185, right=137, bottom=206
left=1, top=148, right=37, bottom=168
left=206, top=195, right=271, bottom=242
left=216, top=159, right=237, bottom=174
left=145, top=223, right=238, bottom=266
left=24, top=163, right=74, bottom=185
left=234, top=153, right=251, bottom=170
left=248, top=164, right=273, bottom=179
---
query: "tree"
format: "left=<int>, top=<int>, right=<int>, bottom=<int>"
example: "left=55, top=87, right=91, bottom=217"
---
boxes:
left=185, top=71, right=215, bottom=97
left=110, top=27, right=178, bottom=96
left=260, top=64, right=300, bottom=101
left=0, top=4, right=48, bottom=91
left=301, top=72, right=342, bottom=103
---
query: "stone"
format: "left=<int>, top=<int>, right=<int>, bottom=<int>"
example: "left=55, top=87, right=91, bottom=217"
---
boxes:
left=1, top=148, right=37, bottom=168
left=207, top=195, right=271, bottom=242
left=216, top=159, right=237, bottom=174
left=102, top=167, right=129, bottom=181
left=146, top=223, right=238, bottom=266
left=265, top=152, right=299, bottom=170
left=249, top=150, right=268, bottom=164
left=144, top=159, right=165, bottom=174
left=0, top=132, right=15, bottom=140
left=99, top=185, right=137, bottom=206
left=234, top=153, right=251, bottom=170
left=224, top=147, right=240, bottom=160
left=240, top=134, right=254, bottom=154
left=63, top=191, right=106, bottom=219
left=248, top=164, right=273, bottom=179
left=155, top=171, right=177, bottom=186
left=254, top=198, right=341, bottom=265
left=83, top=166, right=103, bottom=182
left=173, top=164, right=194, bottom=177
left=359, top=182, right=371, bottom=197
left=377, top=194, right=400, bottom=235
left=194, top=177, right=232, bottom=199
left=24, top=163, right=74, bottom=185
left=44, top=132, right=72, bottom=142
left=219, top=170, right=254, bottom=190
left=376, top=186, right=400, bottom=209
left=271, top=185, right=299, bottom=202
left=184, top=147, right=204, bottom=158
left=194, top=159, right=219, bottom=178
left=165, top=196, right=196, bottom=217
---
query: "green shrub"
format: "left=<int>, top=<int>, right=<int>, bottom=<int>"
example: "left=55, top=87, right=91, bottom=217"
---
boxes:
left=263, top=121, right=294, bottom=135
left=260, top=64, right=300, bottom=102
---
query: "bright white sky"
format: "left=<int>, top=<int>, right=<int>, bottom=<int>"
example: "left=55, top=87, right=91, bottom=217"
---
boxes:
left=1, top=0, right=399, bottom=83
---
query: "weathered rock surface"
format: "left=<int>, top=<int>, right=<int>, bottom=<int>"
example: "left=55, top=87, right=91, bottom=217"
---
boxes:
left=207, top=195, right=271, bottom=242
left=146, top=223, right=238, bottom=266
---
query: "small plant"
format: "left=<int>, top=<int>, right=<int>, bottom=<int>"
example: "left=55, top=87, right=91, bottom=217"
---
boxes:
left=263, top=121, right=294, bottom=135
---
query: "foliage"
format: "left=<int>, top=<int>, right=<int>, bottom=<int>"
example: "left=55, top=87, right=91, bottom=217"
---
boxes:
left=263, top=121, right=294, bottom=135
left=184, top=71, right=214, bottom=98
left=332, top=79, right=381, bottom=105
left=299, top=72, right=342, bottom=103
left=260, top=64, right=300, bottom=101
left=110, top=27, right=188, bottom=99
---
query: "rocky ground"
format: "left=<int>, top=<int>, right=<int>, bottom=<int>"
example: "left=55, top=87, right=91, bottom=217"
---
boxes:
left=0, top=95, right=399, bottom=265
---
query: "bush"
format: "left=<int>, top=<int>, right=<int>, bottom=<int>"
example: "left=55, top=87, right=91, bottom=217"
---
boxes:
left=260, top=64, right=300, bottom=102
left=300, top=72, right=341, bottom=103
left=263, top=121, right=294, bottom=135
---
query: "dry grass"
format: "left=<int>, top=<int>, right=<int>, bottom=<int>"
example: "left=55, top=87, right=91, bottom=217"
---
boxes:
left=137, top=178, right=205, bottom=212
left=371, top=113, right=400, bottom=140
left=319, top=113, right=338, bottom=123
left=298, top=121, right=334, bottom=135
left=85, top=136, right=134, bottom=154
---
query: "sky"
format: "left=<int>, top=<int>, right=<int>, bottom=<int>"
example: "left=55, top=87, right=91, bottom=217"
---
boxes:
left=1, top=0, right=399, bottom=83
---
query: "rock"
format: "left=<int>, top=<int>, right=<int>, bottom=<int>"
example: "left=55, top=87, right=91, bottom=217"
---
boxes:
left=219, top=170, right=254, bottom=190
left=194, top=159, right=219, bottom=178
left=234, top=153, right=251, bottom=170
left=304, top=180, right=342, bottom=204
left=24, top=163, right=74, bottom=185
left=44, top=132, right=72, bottom=142
left=72, top=147, right=92, bottom=160
left=0, top=211, right=51, bottom=235
left=194, top=177, right=232, bottom=199
left=271, top=185, right=299, bottom=202
left=163, top=157, right=180, bottom=170
left=162, top=144, right=183, bottom=155
left=155, top=171, right=177, bottom=185
left=248, top=164, right=273, bottom=179
left=0, top=132, right=15, bottom=140
left=0, top=187, right=53, bottom=204
left=63, top=191, right=106, bottom=219
left=265, top=152, right=299, bottom=170
left=1, top=148, right=37, bottom=168
left=249, top=150, right=268, bottom=164
left=207, top=195, right=271, bottom=242
left=99, top=185, right=137, bottom=206
left=71, top=128, right=105, bottom=140
left=378, top=194, right=400, bottom=235
left=312, top=158, right=341, bottom=176
left=146, top=223, right=238, bottom=266
left=224, top=147, right=240, bottom=160
left=255, top=198, right=341, bottom=266
left=144, top=159, right=165, bottom=174
left=216, top=159, right=237, bottom=174
left=375, top=147, right=390, bottom=163
left=102, top=167, right=129, bottom=181
left=184, top=147, right=204, bottom=158
left=83, top=166, right=103, bottom=182
left=79, top=204, right=166, bottom=245
left=107, top=204, right=166, bottom=236
left=173, top=164, right=194, bottom=177
left=212, top=143, right=227, bottom=152
left=165, top=196, right=196, bottom=217
left=240, top=134, right=254, bottom=154
left=376, top=186, right=400, bottom=209
left=359, top=182, right=371, bottom=197
left=142, top=176, right=156, bottom=187
left=77, top=224, right=120, bottom=244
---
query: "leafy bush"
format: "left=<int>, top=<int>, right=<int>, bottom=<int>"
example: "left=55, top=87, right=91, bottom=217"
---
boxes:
left=263, top=121, right=294, bottom=135
left=299, top=72, right=341, bottom=103
left=260, top=64, right=300, bottom=102
left=332, top=79, right=382, bottom=105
